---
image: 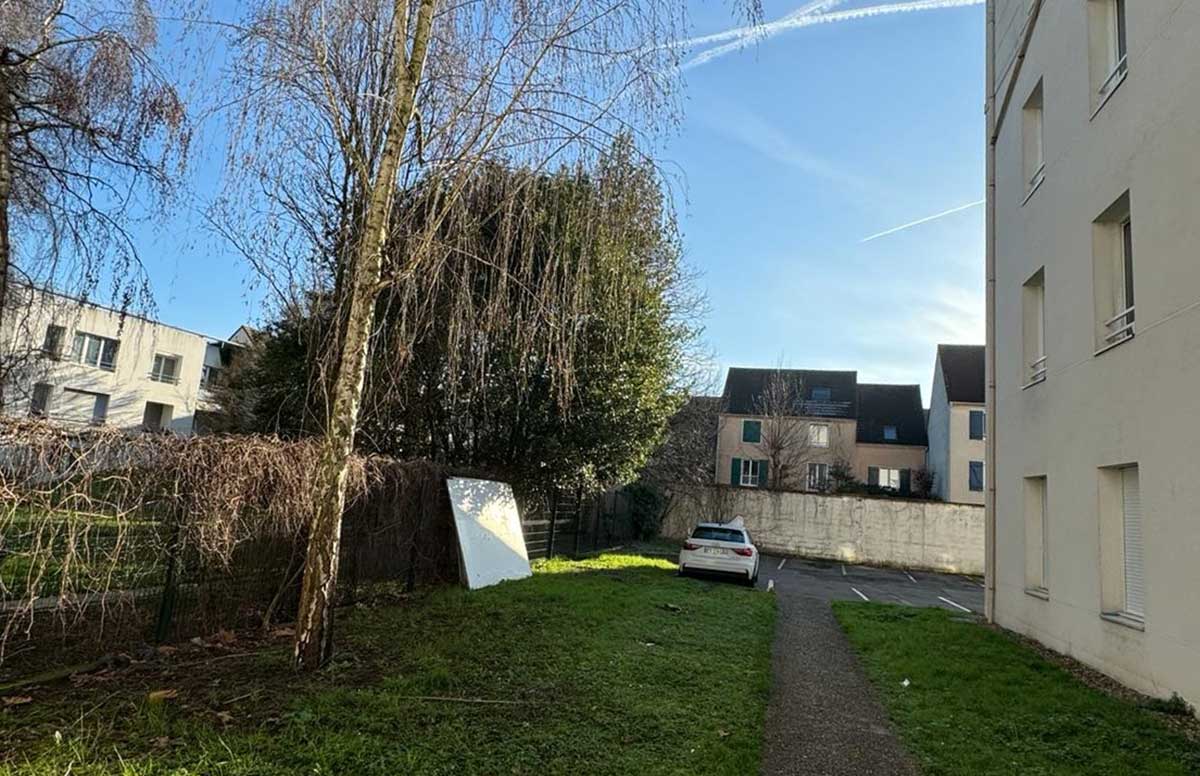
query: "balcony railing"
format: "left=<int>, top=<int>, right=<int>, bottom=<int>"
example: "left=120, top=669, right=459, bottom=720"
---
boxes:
left=1027, top=354, right=1047, bottom=383
left=1028, top=162, right=1046, bottom=192
left=1098, top=56, right=1128, bottom=99
left=1103, top=305, right=1135, bottom=345
left=149, top=372, right=180, bottom=385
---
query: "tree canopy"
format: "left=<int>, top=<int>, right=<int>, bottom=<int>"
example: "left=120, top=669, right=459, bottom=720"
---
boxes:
left=223, top=140, right=698, bottom=493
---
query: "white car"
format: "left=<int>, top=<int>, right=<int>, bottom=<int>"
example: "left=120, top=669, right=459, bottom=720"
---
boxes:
left=678, top=521, right=760, bottom=585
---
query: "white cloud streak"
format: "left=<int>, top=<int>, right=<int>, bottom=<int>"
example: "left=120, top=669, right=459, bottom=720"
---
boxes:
left=700, top=102, right=885, bottom=196
left=680, top=0, right=985, bottom=70
left=679, top=0, right=850, bottom=50
left=859, top=199, right=984, bottom=243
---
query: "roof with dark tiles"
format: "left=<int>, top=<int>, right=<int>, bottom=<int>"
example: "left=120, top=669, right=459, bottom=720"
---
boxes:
left=937, top=344, right=985, bottom=404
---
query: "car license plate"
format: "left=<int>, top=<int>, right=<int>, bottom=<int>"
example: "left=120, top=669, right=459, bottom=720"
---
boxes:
left=703, top=547, right=724, bottom=556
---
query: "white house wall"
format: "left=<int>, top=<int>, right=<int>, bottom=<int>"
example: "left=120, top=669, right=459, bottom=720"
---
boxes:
left=991, top=0, right=1200, bottom=706
left=1, top=287, right=225, bottom=434
left=926, top=356, right=952, bottom=500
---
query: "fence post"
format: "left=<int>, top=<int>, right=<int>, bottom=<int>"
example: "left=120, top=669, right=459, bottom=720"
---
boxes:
left=592, top=497, right=600, bottom=552
left=154, top=511, right=184, bottom=644
left=572, top=483, right=583, bottom=557
left=546, top=490, right=559, bottom=558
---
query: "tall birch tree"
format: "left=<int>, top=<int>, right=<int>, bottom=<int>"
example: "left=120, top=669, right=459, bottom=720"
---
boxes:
left=220, top=0, right=752, bottom=669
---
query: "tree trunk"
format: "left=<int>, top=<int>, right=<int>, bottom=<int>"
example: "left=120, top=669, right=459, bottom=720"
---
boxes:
left=292, top=0, right=437, bottom=671
left=0, top=76, right=12, bottom=410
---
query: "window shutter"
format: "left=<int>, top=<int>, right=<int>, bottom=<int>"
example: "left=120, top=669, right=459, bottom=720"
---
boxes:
left=969, top=461, right=984, bottom=491
left=900, top=469, right=912, bottom=495
left=1122, top=467, right=1145, bottom=618
left=758, top=460, right=769, bottom=488
left=731, top=457, right=742, bottom=487
left=868, top=466, right=879, bottom=486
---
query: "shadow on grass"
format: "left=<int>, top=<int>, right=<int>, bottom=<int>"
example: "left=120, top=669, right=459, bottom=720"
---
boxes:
left=2, top=552, right=775, bottom=776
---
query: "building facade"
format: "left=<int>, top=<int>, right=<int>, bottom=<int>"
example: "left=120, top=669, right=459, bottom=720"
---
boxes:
left=1, top=286, right=246, bottom=434
left=987, top=1, right=1200, bottom=706
left=926, top=344, right=986, bottom=505
left=714, top=368, right=928, bottom=494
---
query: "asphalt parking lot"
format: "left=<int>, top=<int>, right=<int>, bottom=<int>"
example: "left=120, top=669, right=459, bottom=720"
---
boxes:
left=756, top=554, right=985, bottom=614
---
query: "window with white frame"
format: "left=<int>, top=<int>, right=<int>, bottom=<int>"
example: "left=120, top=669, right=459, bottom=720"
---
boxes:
left=71, top=332, right=119, bottom=371
left=874, top=467, right=901, bottom=490
left=1024, top=476, right=1049, bottom=593
left=1092, top=193, right=1134, bottom=351
left=1099, top=464, right=1144, bottom=622
left=807, top=463, right=829, bottom=492
left=740, top=458, right=762, bottom=488
left=1119, top=465, right=1144, bottom=619
left=1022, top=80, right=1045, bottom=195
left=1023, top=268, right=1046, bottom=383
left=809, top=423, right=830, bottom=448
left=1088, top=0, right=1128, bottom=106
left=151, top=354, right=181, bottom=384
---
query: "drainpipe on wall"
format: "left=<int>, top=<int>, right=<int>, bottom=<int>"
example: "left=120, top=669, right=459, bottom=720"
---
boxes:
left=985, top=0, right=1044, bottom=623
left=984, top=0, right=998, bottom=624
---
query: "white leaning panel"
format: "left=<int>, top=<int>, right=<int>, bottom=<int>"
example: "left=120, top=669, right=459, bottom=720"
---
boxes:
left=446, top=477, right=532, bottom=590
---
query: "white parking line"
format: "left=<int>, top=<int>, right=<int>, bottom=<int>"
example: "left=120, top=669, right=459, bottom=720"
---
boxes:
left=777, top=558, right=787, bottom=571
left=767, top=579, right=775, bottom=592
left=851, top=587, right=870, bottom=602
left=841, top=565, right=847, bottom=576
left=962, top=575, right=985, bottom=588
left=904, top=571, right=917, bottom=583
left=939, top=595, right=972, bottom=613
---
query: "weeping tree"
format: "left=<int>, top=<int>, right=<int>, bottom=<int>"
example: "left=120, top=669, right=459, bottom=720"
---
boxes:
left=218, top=0, right=754, bottom=669
left=220, top=146, right=701, bottom=493
left=0, top=0, right=191, bottom=401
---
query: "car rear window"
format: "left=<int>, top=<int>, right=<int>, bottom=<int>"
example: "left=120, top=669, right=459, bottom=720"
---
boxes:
left=691, top=527, right=746, bottom=543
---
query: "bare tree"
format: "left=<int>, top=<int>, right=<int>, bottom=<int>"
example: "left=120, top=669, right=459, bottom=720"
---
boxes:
left=0, top=0, right=191, bottom=377
left=755, top=369, right=815, bottom=491
left=218, top=0, right=754, bottom=669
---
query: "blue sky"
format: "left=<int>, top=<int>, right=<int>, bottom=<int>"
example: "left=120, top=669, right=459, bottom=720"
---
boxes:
left=126, top=0, right=986, bottom=404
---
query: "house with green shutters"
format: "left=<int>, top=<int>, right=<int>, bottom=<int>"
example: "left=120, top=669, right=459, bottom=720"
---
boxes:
left=714, top=367, right=928, bottom=494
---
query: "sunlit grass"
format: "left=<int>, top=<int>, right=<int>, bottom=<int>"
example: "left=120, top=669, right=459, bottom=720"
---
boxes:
left=2, top=552, right=774, bottom=775
left=834, top=602, right=1200, bottom=775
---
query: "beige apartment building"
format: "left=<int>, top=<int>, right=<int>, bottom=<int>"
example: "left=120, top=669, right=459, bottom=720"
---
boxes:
left=987, top=1, right=1200, bottom=707
left=1, top=286, right=247, bottom=434
left=926, top=345, right=986, bottom=505
left=715, top=368, right=927, bottom=494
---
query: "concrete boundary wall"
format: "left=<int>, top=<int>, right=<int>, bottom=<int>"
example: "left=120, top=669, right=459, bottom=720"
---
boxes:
left=662, top=486, right=985, bottom=575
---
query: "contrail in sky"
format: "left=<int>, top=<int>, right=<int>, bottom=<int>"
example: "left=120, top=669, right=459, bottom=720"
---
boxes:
left=677, top=0, right=850, bottom=50
left=860, top=199, right=985, bottom=243
left=680, top=0, right=985, bottom=70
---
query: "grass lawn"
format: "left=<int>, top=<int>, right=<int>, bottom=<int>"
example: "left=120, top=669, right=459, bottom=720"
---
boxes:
left=1, top=553, right=775, bottom=775
left=833, top=602, right=1200, bottom=776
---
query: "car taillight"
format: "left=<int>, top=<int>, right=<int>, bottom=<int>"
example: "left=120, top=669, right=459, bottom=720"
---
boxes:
left=732, top=547, right=753, bottom=557
left=683, top=542, right=700, bottom=551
